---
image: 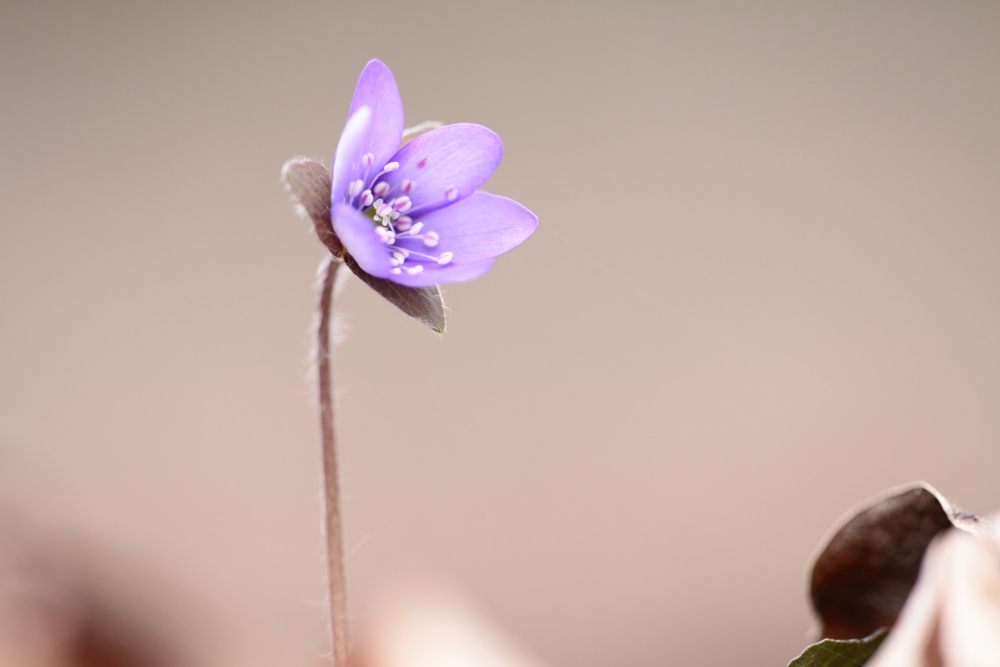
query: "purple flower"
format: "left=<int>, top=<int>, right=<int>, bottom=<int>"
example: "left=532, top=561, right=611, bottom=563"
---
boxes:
left=329, top=60, right=537, bottom=287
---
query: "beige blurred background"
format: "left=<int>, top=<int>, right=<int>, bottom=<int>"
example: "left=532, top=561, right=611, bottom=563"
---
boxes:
left=2, top=1, right=999, bottom=665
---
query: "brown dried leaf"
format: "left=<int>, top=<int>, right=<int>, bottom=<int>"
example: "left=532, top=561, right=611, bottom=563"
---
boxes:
left=810, top=482, right=991, bottom=640
left=345, top=255, right=447, bottom=334
left=281, top=157, right=343, bottom=257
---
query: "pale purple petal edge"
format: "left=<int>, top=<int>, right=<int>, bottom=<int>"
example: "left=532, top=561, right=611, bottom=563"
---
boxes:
left=386, top=259, right=496, bottom=287
left=349, top=60, right=405, bottom=184
left=418, top=191, right=538, bottom=264
left=331, top=106, right=371, bottom=206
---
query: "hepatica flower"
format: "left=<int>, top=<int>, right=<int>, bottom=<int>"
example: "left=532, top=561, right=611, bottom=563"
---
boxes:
left=281, top=60, right=537, bottom=666
left=330, top=60, right=536, bottom=287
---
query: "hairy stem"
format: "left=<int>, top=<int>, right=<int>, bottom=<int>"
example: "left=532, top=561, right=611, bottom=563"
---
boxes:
left=315, top=254, right=348, bottom=667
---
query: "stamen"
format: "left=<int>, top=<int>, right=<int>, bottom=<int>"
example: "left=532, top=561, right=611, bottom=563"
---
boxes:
left=408, top=222, right=424, bottom=235
left=437, top=252, right=453, bottom=265
left=396, top=216, right=412, bottom=231
left=376, top=202, right=394, bottom=219
left=361, top=153, right=375, bottom=168
left=405, top=265, right=424, bottom=275
left=383, top=162, right=399, bottom=172
left=401, top=248, right=442, bottom=261
left=347, top=179, right=364, bottom=197
left=423, top=231, right=439, bottom=247
left=360, top=190, right=374, bottom=207
left=373, top=182, right=390, bottom=198
left=393, top=196, right=412, bottom=213
left=391, top=267, right=402, bottom=274
left=445, top=187, right=458, bottom=202
left=401, top=179, right=415, bottom=194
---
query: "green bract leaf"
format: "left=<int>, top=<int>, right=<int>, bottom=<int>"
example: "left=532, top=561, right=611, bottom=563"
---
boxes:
left=787, top=629, right=888, bottom=667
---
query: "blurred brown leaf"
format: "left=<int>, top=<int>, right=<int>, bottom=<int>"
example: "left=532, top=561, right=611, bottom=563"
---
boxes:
left=867, top=522, right=1000, bottom=667
left=0, top=549, right=185, bottom=667
left=810, top=482, right=991, bottom=640
left=0, top=515, right=313, bottom=667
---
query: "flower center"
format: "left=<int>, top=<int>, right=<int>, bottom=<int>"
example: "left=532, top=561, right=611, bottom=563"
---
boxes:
left=346, top=159, right=452, bottom=276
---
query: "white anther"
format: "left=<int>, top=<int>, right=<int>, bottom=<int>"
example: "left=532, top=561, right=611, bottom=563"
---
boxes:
left=390, top=258, right=400, bottom=267
left=401, top=179, right=415, bottom=194
left=383, top=162, right=399, bottom=172
left=396, top=216, right=412, bottom=231
left=348, top=179, right=364, bottom=197
left=405, top=265, right=424, bottom=275
left=395, top=248, right=410, bottom=258
left=437, top=252, right=453, bottom=265
left=423, top=231, right=439, bottom=247
left=391, top=267, right=402, bottom=274
left=408, top=222, right=424, bottom=235
left=393, top=251, right=406, bottom=262
left=445, top=187, right=458, bottom=201
left=361, top=190, right=374, bottom=207
left=361, top=153, right=375, bottom=168
left=393, top=196, right=412, bottom=213
left=373, top=182, right=390, bottom=197
left=377, top=203, right=394, bottom=218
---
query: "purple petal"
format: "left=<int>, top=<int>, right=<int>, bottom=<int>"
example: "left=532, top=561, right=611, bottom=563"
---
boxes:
left=331, top=106, right=371, bottom=206
left=413, top=191, right=538, bottom=264
left=375, top=124, right=502, bottom=216
left=386, top=259, right=495, bottom=287
left=330, top=203, right=392, bottom=278
left=349, top=60, right=405, bottom=187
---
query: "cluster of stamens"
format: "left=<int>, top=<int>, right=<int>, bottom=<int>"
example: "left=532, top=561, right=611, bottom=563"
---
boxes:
left=345, top=152, right=454, bottom=275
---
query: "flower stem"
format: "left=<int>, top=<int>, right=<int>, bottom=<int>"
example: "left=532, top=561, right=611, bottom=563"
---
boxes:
left=315, top=254, right=349, bottom=667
